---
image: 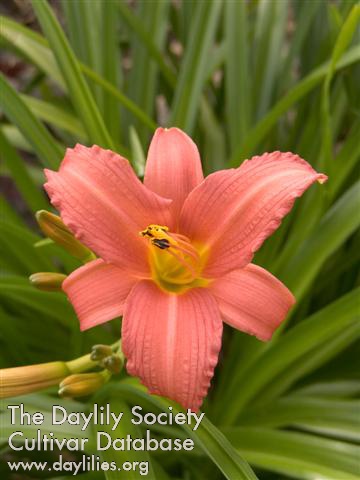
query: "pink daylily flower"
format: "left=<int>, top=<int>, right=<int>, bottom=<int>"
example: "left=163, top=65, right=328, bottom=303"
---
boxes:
left=44, top=127, right=327, bottom=411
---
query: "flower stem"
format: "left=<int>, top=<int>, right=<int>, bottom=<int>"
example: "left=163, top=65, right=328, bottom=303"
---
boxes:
left=0, top=340, right=122, bottom=399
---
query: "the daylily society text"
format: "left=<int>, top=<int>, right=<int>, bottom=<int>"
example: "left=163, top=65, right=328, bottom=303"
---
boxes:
left=7, top=404, right=204, bottom=452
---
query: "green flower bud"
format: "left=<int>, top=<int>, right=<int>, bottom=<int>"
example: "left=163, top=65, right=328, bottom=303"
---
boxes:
left=29, top=272, right=67, bottom=291
left=35, top=210, right=95, bottom=262
left=103, top=354, right=123, bottom=374
left=0, top=362, right=70, bottom=399
left=90, top=344, right=114, bottom=361
left=58, top=372, right=107, bottom=398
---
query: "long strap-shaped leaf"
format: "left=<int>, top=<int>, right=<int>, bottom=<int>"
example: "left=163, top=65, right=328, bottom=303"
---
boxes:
left=117, top=1, right=175, bottom=88
left=0, top=15, right=156, bottom=132
left=271, top=120, right=360, bottom=277
left=62, top=0, right=122, bottom=142
left=293, top=380, right=360, bottom=399
left=281, top=180, right=360, bottom=301
left=93, top=399, right=157, bottom=480
left=21, top=94, right=86, bottom=140
left=257, top=322, right=360, bottom=405
left=252, top=0, right=289, bottom=121
left=0, top=74, right=63, bottom=167
left=0, top=130, right=48, bottom=212
left=319, top=5, right=360, bottom=173
left=237, top=396, right=360, bottom=441
left=225, top=0, right=251, bottom=151
left=97, top=381, right=258, bottom=480
left=0, top=222, right=53, bottom=274
left=218, top=286, right=359, bottom=423
left=230, top=43, right=360, bottom=163
left=170, top=0, right=222, bottom=133
left=125, top=0, right=170, bottom=143
left=0, top=15, right=65, bottom=87
left=224, top=427, right=359, bottom=480
left=31, top=0, right=114, bottom=149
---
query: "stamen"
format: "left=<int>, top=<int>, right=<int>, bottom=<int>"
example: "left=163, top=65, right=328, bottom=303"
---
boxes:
left=152, top=238, right=170, bottom=250
left=170, top=232, right=192, bottom=242
left=140, top=224, right=169, bottom=239
left=166, top=233, right=199, bottom=261
left=163, top=248, right=197, bottom=282
left=140, top=224, right=200, bottom=283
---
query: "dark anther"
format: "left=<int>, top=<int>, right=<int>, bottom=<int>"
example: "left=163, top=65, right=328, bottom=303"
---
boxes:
left=153, top=238, right=170, bottom=250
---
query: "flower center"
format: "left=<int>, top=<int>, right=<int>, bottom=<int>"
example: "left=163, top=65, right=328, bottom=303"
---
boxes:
left=140, top=224, right=208, bottom=293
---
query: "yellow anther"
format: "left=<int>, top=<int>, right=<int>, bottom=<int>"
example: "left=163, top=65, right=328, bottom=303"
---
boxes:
left=140, top=224, right=205, bottom=292
left=139, top=224, right=175, bottom=250
left=140, top=224, right=169, bottom=238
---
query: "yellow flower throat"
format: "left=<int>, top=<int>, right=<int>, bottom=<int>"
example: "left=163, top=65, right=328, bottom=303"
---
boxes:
left=140, top=224, right=208, bottom=293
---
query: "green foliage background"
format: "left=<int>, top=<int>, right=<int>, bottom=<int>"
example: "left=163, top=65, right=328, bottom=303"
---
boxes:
left=0, top=0, right=359, bottom=479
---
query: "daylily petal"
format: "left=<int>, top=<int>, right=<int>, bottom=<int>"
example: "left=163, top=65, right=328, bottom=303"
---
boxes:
left=122, top=281, right=223, bottom=411
left=144, top=128, right=204, bottom=221
left=63, top=259, right=137, bottom=331
left=210, top=264, right=295, bottom=341
left=179, top=152, right=327, bottom=277
left=45, top=145, right=172, bottom=275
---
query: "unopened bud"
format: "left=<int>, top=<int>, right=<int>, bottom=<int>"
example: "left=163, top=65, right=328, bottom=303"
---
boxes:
left=29, top=272, right=67, bottom=291
left=103, top=355, right=123, bottom=374
left=90, top=344, right=113, bottom=361
left=58, top=372, right=107, bottom=398
left=0, top=362, right=69, bottom=399
left=35, top=210, right=95, bottom=262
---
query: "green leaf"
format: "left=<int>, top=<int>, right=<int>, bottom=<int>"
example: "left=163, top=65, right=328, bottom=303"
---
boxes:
left=129, top=126, right=146, bottom=177
left=0, top=277, right=81, bottom=361
left=281, top=180, right=360, bottom=301
left=105, top=381, right=258, bottom=480
left=0, top=277, right=74, bottom=328
left=0, top=196, right=26, bottom=227
left=279, top=0, right=322, bottom=90
left=238, top=396, right=360, bottom=441
left=60, top=0, right=87, bottom=62
left=61, top=0, right=103, bottom=100
left=219, top=287, right=360, bottom=423
left=93, top=399, right=156, bottom=480
left=0, top=74, right=63, bottom=167
left=0, top=15, right=156, bottom=132
left=294, top=380, right=360, bottom=399
left=81, top=65, right=156, bottom=133
left=331, top=119, right=360, bottom=196
left=0, top=221, right=53, bottom=274
left=195, top=416, right=259, bottom=480
left=224, top=427, right=360, bottom=480
left=0, top=130, right=48, bottom=212
left=230, top=43, right=360, bottom=163
left=320, top=4, right=360, bottom=173
left=257, top=322, right=360, bottom=406
left=1, top=124, right=32, bottom=152
left=199, top=99, right=227, bottom=173
left=170, top=0, right=222, bottom=133
left=225, top=0, right=251, bottom=151
left=0, top=15, right=65, bottom=87
left=125, top=0, right=170, bottom=142
left=62, top=0, right=122, bottom=141
left=31, top=0, right=114, bottom=149
left=117, top=1, right=175, bottom=87
left=271, top=119, right=360, bottom=277
left=252, top=0, right=289, bottom=120
left=0, top=395, right=96, bottom=451
left=100, top=0, right=122, bottom=142
left=21, top=94, right=86, bottom=140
